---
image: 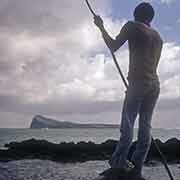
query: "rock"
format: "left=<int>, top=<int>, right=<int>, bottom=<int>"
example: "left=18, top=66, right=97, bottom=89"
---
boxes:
left=30, top=115, right=119, bottom=129
left=99, top=168, right=146, bottom=180
left=1, top=138, right=180, bottom=164
left=30, top=115, right=72, bottom=129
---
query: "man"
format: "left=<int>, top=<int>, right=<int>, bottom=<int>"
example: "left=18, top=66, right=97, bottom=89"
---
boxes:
left=94, top=2, right=163, bottom=178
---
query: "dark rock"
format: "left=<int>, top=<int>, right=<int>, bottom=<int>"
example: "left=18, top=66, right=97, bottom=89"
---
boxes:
left=30, top=115, right=74, bottom=129
left=99, top=168, right=146, bottom=180
left=1, top=138, right=180, bottom=164
left=30, top=115, right=119, bottom=129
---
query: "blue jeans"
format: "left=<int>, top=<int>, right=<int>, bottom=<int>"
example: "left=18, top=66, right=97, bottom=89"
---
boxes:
left=109, top=80, right=160, bottom=175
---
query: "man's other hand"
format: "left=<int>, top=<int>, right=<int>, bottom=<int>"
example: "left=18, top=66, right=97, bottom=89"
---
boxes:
left=94, top=15, right=104, bottom=30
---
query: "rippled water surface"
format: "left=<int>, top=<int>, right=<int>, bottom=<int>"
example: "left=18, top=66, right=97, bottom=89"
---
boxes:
left=1, top=128, right=180, bottom=149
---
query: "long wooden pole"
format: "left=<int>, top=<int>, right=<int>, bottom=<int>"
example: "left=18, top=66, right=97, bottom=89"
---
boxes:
left=85, top=1, right=175, bottom=180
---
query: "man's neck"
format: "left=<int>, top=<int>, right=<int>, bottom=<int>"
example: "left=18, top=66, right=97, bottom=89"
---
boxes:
left=144, top=22, right=151, bottom=27
left=135, top=20, right=151, bottom=27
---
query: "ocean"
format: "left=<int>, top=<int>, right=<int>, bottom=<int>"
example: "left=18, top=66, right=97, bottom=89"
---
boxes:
left=1, top=128, right=180, bottom=149
left=0, top=128, right=180, bottom=180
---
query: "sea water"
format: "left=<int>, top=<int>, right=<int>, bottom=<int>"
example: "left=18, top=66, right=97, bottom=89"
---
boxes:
left=0, top=128, right=180, bottom=180
left=1, top=128, right=180, bottom=149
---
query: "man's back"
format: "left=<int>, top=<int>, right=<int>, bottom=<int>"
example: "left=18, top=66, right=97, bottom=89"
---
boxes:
left=126, top=21, right=163, bottom=83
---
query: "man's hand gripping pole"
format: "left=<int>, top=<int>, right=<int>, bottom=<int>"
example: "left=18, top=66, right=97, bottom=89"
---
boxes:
left=85, top=0, right=129, bottom=89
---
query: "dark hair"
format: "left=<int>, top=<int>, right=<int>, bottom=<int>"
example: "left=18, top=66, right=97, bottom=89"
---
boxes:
left=134, top=2, right=155, bottom=23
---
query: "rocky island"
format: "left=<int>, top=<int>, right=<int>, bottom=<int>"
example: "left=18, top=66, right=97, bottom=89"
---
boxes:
left=30, top=115, right=119, bottom=129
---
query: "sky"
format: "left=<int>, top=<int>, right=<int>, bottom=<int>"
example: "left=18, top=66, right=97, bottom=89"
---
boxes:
left=0, top=0, right=180, bottom=128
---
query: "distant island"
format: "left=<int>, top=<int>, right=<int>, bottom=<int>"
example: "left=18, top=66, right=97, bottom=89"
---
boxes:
left=30, top=115, right=119, bottom=129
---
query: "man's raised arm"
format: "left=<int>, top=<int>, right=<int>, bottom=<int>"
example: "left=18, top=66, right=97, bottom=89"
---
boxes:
left=94, top=16, right=130, bottom=52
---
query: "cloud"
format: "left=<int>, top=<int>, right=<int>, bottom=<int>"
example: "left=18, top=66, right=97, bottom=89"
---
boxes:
left=0, top=0, right=180, bottom=128
left=0, top=0, right=126, bottom=127
left=177, top=19, right=180, bottom=24
left=148, top=0, right=176, bottom=5
left=158, top=43, right=180, bottom=99
left=0, top=0, right=100, bottom=35
left=160, top=0, right=176, bottom=5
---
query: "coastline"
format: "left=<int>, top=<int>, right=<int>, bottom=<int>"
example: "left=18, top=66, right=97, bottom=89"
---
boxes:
left=1, top=138, right=180, bottom=180
left=1, top=138, right=180, bottom=164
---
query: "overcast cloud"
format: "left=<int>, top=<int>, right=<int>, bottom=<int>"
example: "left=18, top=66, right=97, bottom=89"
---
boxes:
left=0, top=0, right=180, bottom=128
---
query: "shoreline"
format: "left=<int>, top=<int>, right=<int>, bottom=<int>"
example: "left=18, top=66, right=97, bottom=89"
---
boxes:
left=0, top=138, right=180, bottom=164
